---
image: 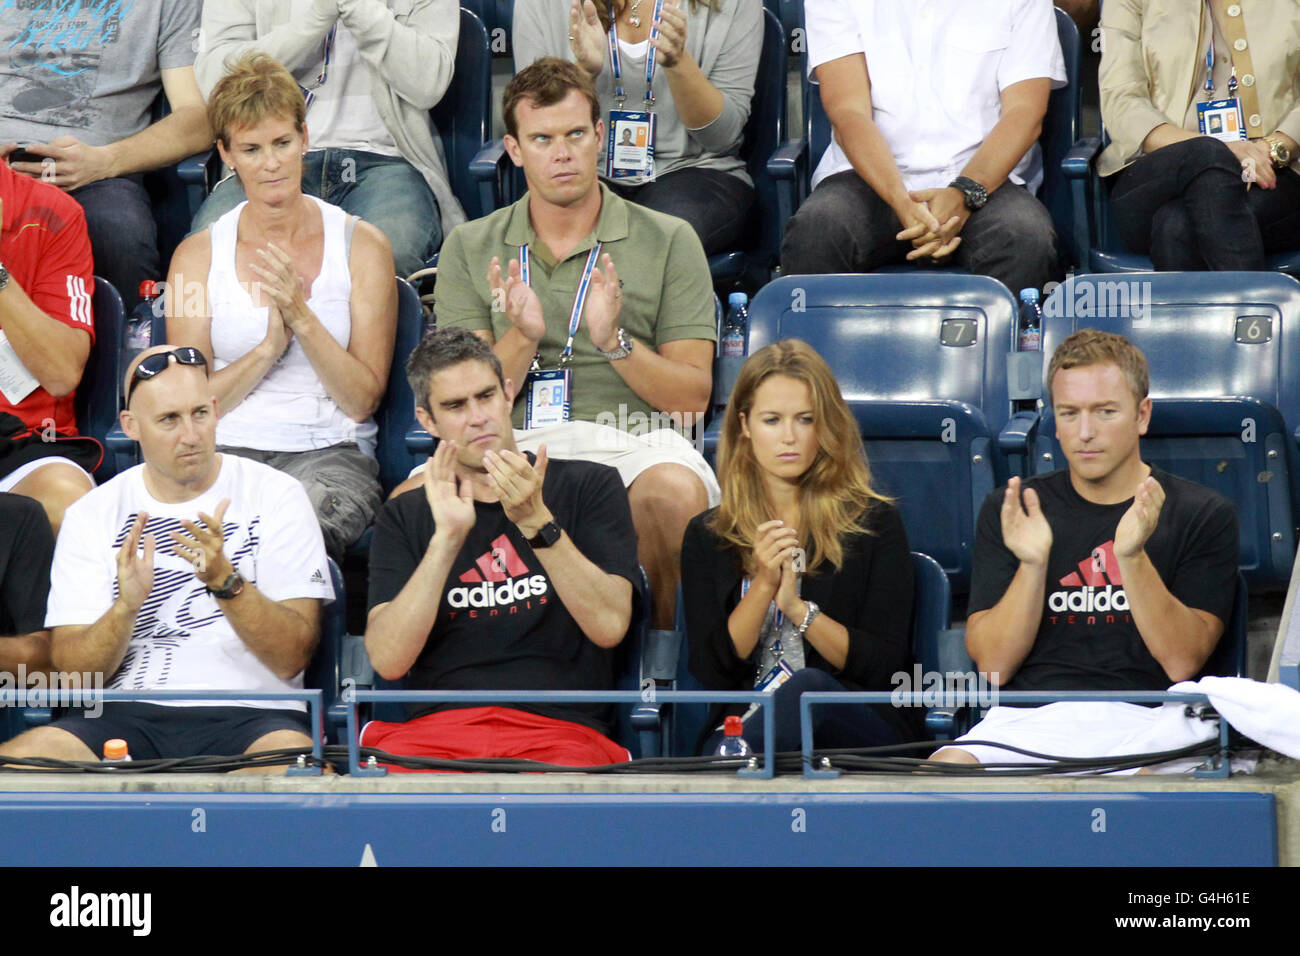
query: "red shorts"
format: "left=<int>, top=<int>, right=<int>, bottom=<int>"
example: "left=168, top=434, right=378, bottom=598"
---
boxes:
left=359, top=706, right=631, bottom=772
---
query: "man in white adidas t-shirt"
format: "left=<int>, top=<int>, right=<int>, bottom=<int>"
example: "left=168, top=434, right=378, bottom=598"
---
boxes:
left=0, top=346, right=334, bottom=766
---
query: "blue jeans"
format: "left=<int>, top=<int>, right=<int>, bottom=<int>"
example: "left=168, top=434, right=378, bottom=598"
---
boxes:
left=72, top=175, right=159, bottom=311
left=191, top=149, right=441, bottom=277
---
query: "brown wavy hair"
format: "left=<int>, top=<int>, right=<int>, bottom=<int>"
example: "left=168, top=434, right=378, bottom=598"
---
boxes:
left=709, top=339, right=891, bottom=574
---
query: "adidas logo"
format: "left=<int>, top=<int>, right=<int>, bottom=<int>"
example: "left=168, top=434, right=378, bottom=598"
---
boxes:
left=458, top=534, right=529, bottom=583
left=1047, top=540, right=1130, bottom=613
left=310, top=569, right=326, bottom=584
left=447, top=534, right=549, bottom=609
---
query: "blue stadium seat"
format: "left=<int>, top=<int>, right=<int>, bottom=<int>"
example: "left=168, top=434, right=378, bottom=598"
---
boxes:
left=772, top=6, right=1082, bottom=273
left=708, top=273, right=1021, bottom=590
left=708, top=6, right=789, bottom=288
left=432, top=6, right=497, bottom=224
left=78, top=277, right=129, bottom=481
left=374, top=278, right=427, bottom=496
left=345, top=276, right=424, bottom=564
left=1028, top=272, right=1300, bottom=589
left=460, top=0, right=513, bottom=57
left=146, top=92, right=213, bottom=280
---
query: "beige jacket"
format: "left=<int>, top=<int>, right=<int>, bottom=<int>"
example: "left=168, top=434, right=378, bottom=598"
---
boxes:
left=1098, top=0, right=1300, bottom=176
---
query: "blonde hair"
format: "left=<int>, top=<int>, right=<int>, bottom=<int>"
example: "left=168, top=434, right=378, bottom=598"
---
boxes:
left=710, top=340, right=891, bottom=574
left=207, top=52, right=306, bottom=149
left=1047, top=329, right=1149, bottom=406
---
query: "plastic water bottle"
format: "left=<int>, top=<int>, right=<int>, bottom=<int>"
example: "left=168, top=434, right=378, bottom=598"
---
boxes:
left=102, top=738, right=132, bottom=763
left=1018, top=287, right=1042, bottom=352
left=721, top=292, right=748, bottom=357
left=714, top=715, right=753, bottom=758
left=126, top=280, right=159, bottom=351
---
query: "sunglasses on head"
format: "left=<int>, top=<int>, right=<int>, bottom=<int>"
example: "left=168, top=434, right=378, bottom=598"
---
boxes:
left=126, top=348, right=208, bottom=407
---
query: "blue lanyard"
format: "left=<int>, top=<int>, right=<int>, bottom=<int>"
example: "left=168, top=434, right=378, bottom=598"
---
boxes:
left=1203, top=2, right=1238, bottom=97
left=606, top=0, right=667, bottom=109
left=519, top=242, right=603, bottom=367
left=301, top=23, right=338, bottom=110
left=1204, top=2, right=1215, bottom=94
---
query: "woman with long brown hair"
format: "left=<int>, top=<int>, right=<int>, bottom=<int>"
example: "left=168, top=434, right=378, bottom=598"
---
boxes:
left=682, top=339, right=918, bottom=754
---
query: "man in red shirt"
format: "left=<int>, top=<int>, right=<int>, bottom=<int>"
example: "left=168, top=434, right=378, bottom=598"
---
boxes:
left=0, top=159, right=98, bottom=533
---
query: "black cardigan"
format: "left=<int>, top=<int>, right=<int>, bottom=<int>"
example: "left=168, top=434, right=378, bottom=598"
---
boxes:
left=681, top=501, right=921, bottom=743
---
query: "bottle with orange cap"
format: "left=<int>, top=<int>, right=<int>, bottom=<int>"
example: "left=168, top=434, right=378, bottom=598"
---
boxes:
left=102, top=738, right=132, bottom=764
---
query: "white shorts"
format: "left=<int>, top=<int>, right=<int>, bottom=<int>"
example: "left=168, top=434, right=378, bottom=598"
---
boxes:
left=0, top=456, right=92, bottom=493
left=409, top=421, right=721, bottom=507
left=941, top=701, right=1220, bottom=774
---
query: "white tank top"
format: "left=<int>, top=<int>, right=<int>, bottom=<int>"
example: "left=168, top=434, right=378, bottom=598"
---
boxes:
left=207, top=197, right=377, bottom=456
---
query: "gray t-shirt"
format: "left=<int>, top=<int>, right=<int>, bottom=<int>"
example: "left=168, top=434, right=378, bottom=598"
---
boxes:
left=0, top=0, right=200, bottom=147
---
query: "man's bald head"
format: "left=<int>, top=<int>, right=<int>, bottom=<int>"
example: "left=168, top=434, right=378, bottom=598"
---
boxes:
left=119, top=347, right=219, bottom=500
left=124, top=346, right=210, bottom=409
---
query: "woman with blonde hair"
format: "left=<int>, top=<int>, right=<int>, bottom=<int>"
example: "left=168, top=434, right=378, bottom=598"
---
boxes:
left=167, top=52, right=397, bottom=561
left=682, top=339, right=919, bottom=754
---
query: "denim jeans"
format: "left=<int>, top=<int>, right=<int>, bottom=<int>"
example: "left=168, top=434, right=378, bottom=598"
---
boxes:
left=781, top=170, right=1059, bottom=294
left=1109, top=136, right=1300, bottom=270
left=191, top=149, right=441, bottom=278
left=72, top=175, right=159, bottom=311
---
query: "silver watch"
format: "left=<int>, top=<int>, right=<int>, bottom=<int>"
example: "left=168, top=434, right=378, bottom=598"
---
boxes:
left=0, top=261, right=10, bottom=292
left=797, top=600, right=821, bottom=636
left=595, top=328, right=634, bottom=361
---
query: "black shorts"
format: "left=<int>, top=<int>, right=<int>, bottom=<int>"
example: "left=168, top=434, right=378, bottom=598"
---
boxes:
left=50, top=702, right=311, bottom=760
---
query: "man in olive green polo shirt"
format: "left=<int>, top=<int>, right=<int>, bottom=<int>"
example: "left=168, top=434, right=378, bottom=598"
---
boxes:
left=429, top=57, right=718, bottom=630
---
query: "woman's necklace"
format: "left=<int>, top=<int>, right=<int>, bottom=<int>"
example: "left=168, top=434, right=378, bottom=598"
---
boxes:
left=627, top=0, right=644, bottom=28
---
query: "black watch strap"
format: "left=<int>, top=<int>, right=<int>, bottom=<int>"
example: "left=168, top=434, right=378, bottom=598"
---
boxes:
left=527, top=521, right=562, bottom=549
left=207, top=571, right=245, bottom=600
left=949, top=175, right=988, bottom=211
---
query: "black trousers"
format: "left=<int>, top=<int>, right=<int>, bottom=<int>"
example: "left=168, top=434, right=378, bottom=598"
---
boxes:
left=1109, top=136, right=1300, bottom=270
left=780, top=170, right=1059, bottom=294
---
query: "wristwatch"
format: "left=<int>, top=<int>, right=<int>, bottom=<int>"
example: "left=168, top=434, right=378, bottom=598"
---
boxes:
left=207, top=571, right=246, bottom=600
left=797, top=600, right=821, bottom=636
left=595, top=328, right=634, bottom=361
left=527, top=521, right=562, bottom=549
left=1265, top=136, right=1292, bottom=168
left=0, top=261, right=10, bottom=292
left=948, top=176, right=988, bottom=211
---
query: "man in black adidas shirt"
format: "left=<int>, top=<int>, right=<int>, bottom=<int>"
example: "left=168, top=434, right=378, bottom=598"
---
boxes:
left=933, top=330, right=1238, bottom=765
left=364, top=329, right=639, bottom=767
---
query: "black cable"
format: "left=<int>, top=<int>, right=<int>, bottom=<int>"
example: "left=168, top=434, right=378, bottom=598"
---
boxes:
left=0, top=737, right=1233, bottom=777
left=0, top=747, right=324, bottom=774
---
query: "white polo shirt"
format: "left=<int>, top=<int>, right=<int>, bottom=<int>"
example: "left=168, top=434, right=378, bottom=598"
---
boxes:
left=805, top=0, right=1066, bottom=193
